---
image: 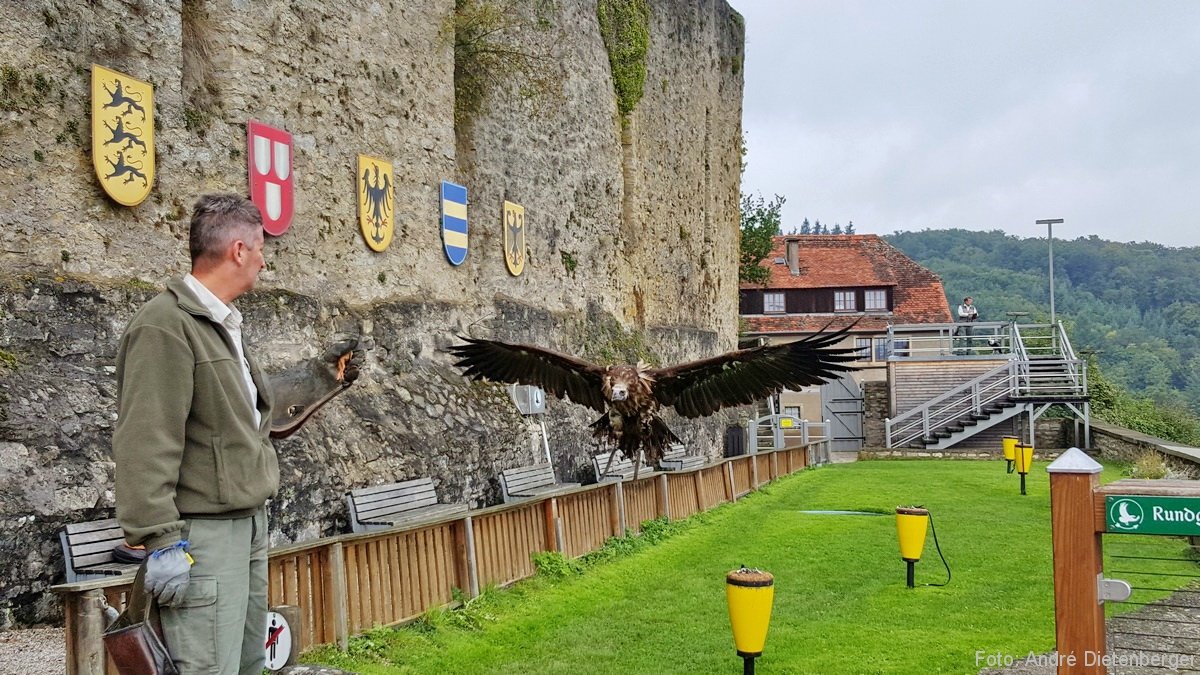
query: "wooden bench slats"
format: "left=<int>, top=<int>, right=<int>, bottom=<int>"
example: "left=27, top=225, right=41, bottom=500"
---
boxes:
left=359, top=504, right=468, bottom=528
left=64, top=519, right=122, bottom=535
left=593, top=452, right=653, bottom=481
left=660, top=446, right=707, bottom=471
left=346, top=477, right=467, bottom=533
left=351, top=481, right=437, bottom=500
left=356, top=495, right=443, bottom=520
left=500, top=462, right=581, bottom=502
left=60, top=518, right=139, bottom=584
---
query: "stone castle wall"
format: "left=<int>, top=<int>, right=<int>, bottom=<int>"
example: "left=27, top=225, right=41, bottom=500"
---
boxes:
left=0, top=0, right=745, bottom=626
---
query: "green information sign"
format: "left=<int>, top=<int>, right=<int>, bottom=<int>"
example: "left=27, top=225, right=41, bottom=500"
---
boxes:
left=1105, top=495, right=1200, bottom=536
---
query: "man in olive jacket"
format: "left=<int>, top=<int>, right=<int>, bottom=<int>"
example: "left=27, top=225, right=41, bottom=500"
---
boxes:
left=114, top=194, right=274, bottom=674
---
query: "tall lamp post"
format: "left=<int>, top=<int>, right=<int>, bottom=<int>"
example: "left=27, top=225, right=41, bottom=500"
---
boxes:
left=1036, top=219, right=1064, bottom=327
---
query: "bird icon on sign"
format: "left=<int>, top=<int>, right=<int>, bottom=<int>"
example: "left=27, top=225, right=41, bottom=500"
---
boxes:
left=1110, top=499, right=1144, bottom=530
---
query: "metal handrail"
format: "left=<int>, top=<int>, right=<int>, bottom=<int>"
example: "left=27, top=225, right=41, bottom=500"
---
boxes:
left=886, top=362, right=1018, bottom=448
left=754, top=415, right=829, bottom=452
left=884, top=321, right=1088, bottom=448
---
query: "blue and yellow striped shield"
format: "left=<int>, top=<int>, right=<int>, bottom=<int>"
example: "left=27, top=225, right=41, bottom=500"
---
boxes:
left=441, top=181, right=468, bottom=266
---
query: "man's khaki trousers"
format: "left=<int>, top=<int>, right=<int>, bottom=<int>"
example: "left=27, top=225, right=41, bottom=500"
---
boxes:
left=160, top=508, right=268, bottom=674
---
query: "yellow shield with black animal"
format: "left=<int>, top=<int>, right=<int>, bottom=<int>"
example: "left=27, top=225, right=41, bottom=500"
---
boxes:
left=91, top=65, right=154, bottom=206
left=503, top=200, right=526, bottom=276
left=357, top=154, right=394, bottom=252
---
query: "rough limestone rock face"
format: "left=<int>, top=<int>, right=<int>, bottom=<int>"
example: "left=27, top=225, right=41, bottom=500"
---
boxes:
left=0, top=0, right=744, bottom=626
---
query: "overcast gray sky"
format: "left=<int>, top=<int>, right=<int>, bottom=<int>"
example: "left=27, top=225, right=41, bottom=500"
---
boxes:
left=734, top=1, right=1200, bottom=247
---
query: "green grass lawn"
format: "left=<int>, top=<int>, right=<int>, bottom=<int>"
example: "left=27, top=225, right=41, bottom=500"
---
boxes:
left=302, top=460, right=1197, bottom=674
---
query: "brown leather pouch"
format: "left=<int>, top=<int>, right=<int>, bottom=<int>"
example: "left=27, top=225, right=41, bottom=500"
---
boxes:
left=103, top=565, right=180, bottom=675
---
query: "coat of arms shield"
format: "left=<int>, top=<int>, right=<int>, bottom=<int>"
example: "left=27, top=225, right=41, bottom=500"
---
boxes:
left=503, top=200, right=525, bottom=276
left=358, top=155, right=393, bottom=252
left=91, top=65, right=154, bottom=206
left=441, top=181, right=468, bottom=266
left=248, top=121, right=294, bottom=236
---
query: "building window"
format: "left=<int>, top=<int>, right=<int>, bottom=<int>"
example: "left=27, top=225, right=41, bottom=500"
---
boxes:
left=856, top=337, right=871, bottom=360
left=834, top=290, right=856, bottom=312
left=865, top=289, right=887, bottom=311
left=763, top=292, right=785, bottom=313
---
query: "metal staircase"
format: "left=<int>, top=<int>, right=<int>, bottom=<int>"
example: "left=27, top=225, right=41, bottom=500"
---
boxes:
left=885, top=322, right=1090, bottom=449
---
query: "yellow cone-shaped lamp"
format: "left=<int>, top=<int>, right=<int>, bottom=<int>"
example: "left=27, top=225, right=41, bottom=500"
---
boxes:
left=726, top=567, right=775, bottom=673
left=896, top=507, right=930, bottom=587
left=1002, top=436, right=1018, bottom=473
left=1015, top=443, right=1035, bottom=495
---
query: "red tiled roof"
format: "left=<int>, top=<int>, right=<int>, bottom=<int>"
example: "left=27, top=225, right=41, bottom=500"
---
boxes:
left=741, top=234, right=952, bottom=334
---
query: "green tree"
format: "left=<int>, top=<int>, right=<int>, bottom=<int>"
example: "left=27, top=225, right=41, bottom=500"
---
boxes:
left=740, top=193, right=784, bottom=284
left=800, top=218, right=811, bottom=234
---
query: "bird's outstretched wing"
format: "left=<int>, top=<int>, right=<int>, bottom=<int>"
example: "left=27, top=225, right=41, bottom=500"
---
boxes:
left=649, top=327, right=860, bottom=418
left=449, top=337, right=609, bottom=412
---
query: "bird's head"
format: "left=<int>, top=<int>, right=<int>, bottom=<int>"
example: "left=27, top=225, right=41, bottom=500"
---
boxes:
left=603, top=365, right=641, bottom=402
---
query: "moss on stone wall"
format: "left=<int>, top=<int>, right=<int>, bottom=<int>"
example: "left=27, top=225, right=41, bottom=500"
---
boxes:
left=0, top=349, right=17, bottom=370
left=596, top=0, right=649, bottom=122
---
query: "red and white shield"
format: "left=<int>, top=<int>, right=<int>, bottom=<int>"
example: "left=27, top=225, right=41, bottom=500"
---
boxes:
left=247, top=120, right=294, bottom=236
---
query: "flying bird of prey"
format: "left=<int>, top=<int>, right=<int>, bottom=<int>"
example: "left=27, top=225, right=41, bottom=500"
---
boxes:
left=450, top=328, right=858, bottom=471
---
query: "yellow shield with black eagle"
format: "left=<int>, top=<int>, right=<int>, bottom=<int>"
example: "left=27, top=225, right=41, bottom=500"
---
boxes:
left=357, top=155, right=394, bottom=252
left=503, top=200, right=525, bottom=276
left=91, top=65, right=154, bottom=206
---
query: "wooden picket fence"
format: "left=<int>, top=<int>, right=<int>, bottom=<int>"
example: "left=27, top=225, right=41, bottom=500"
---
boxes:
left=53, top=444, right=824, bottom=675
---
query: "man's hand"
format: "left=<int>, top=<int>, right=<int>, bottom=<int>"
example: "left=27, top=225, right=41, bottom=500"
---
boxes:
left=144, top=541, right=192, bottom=606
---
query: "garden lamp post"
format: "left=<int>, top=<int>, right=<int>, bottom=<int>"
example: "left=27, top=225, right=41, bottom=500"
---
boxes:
left=895, top=507, right=930, bottom=588
left=1015, top=443, right=1035, bottom=495
left=1036, top=218, right=1064, bottom=328
left=726, top=567, right=775, bottom=675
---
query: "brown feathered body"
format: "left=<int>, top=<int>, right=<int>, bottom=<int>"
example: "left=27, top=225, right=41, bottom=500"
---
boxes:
left=450, top=328, right=859, bottom=468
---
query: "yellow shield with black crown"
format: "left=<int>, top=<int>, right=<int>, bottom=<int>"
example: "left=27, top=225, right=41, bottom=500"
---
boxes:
left=358, top=154, right=394, bottom=251
left=91, top=65, right=154, bottom=206
left=503, top=200, right=525, bottom=276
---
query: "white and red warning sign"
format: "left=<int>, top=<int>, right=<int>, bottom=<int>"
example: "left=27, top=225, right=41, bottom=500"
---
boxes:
left=247, top=120, right=294, bottom=236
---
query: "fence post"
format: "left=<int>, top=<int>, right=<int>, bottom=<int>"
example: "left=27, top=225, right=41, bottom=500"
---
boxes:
left=658, top=473, right=671, bottom=520
left=1047, top=448, right=1106, bottom=673
left=328, top=542, right=349, bottom=650
left=609, top=481, right=624, bottom=536
left=460, top=515, right=479, bottom=599
left=543, top=498, right=563, bottom=552
left=750, top=454, right=760, bottom=489
left=693, top=470, right=704, bottom=512
left=725, top=461, right=736, bottom=502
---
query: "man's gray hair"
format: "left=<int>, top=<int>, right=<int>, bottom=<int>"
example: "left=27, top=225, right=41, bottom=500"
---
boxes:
left=188, top=193, right=263, bottom=263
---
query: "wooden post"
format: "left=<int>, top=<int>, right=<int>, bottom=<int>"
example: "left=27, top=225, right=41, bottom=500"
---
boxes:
left=65, top=589, right=107, bottom=675
left=610, top=481, right=626, bottom=536
left=658, top=473, right=671, bottom=520
left=724, top=461, right=736, bottom=502
left=693, top=470, right=704, bottom=512
left=750, top=453, right=760, bottom=490
left=771, top=451, right=780, bottom=480
left=1047, top=448, right=1106, bottom=674
left=460, top=515, right=479, bottom=599
left=543, top=498, right=563, bottom=552
left=328, top=542, right=349, bottom=650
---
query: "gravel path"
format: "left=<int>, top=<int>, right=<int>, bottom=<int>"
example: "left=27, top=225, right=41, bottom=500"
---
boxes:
left=0, top=627, right=65, bottom=675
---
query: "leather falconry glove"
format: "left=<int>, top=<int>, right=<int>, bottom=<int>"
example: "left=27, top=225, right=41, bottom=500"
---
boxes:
left=269, top=335, right=369, bottom=439
left=144, top=540, right=192, bottom=607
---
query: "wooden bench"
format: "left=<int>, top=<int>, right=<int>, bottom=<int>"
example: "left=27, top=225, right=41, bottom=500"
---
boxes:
left=592, top=451, right=655, bottom=482
left=59, top=518, right=140, bottom=584
left=500, top=463, right=581, bottom=502
left=346, top=478, right=468, bottom=534
left=659, top=445, right=707, bottom=471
